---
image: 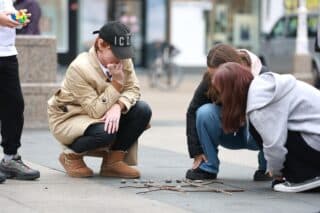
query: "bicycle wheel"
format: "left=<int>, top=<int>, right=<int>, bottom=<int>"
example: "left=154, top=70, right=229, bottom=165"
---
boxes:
left=155, top=62, right=183, bottom=90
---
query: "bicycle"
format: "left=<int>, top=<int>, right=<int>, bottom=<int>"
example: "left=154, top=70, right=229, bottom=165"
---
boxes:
left=148, top=42, right=183, bottom=90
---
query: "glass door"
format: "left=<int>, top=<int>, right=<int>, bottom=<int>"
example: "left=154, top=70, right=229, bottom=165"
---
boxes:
left=109, top=0, right=145, bottom=66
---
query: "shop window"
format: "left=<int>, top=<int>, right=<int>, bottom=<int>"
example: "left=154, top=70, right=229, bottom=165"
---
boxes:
left=113, top=0, right=144, bottom=66
left=287, top=17, right=297, bottom=38
left=308, top=15, right=318, bottom=37
left=146, top=0, right=166, bottom=67
left=38, top=0, right=69, bottom=53
left=271, top=18, right=286, bottom=38
left=211, top=0, right=260, bottom=52
left=286, top=15, right=318, bottom=38
left=78, top=0, right=107, bottom=52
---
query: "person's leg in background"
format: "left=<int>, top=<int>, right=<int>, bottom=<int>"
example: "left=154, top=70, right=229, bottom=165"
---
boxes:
left=185, top=104, right=221, bottom=180
left=0, top=56, right=40, bottom=181
left=111, top=101, right=151, bottom=151
left=100, top=101, right=152, bottom=178
left=60, top=101, right=152, bottom=178
left=273, top=131, right=320, bottom=192
left=247, top=122, right=272, bottom=181
left=60, top=123, right=117, bottom=178
left=245, top=132, right=270, bottom=181
left=69, top=101, right=151, bottom=154
left=186, top=103, right=270, bottom=180
left=69, top=124, right=117, bottom=153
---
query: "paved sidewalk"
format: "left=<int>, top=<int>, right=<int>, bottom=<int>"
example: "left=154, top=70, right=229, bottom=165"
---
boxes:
left=0, top=158, right=189, bottom=213
left=11, top=130, right=320, bottom=213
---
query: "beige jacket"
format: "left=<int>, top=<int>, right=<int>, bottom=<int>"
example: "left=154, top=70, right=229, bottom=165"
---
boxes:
left=48, top=47, right=140, bottom=146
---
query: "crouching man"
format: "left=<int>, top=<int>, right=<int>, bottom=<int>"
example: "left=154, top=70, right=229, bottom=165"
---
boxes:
left=48, top=21, right=151, bottom=178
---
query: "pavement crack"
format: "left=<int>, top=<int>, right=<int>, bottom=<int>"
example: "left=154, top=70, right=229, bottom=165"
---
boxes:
left=0, top=192, right=33, bottom=209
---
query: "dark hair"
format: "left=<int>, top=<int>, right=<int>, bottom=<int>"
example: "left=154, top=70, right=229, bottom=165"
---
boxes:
left=211, top=62, right=254, bottom=133
left=238, top=50, right=252, bottom=67
left=205, top=44, right=245, bottom=100
left=206, top=44, right=242, bottom=68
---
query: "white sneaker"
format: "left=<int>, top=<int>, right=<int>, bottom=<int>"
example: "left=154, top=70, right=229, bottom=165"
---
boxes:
left=273, top=176, right=320, bottom=193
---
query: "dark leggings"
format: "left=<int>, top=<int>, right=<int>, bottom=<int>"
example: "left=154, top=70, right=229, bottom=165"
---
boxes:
left=0, top=56, right=24, bottom=155
left=282, top=131, right=320, bottom=183
left=69, top=101, right=152, bottom=153
left=250, top=123, right=320, bottom=183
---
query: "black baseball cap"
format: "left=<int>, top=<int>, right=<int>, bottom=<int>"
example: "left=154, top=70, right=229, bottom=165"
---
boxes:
left=93, top=21, right=134, bottom=59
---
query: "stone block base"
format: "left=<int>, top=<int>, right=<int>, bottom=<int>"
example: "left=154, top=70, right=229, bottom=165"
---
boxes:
left=293, top=54, right=314, bottom=84
left=22, top=83, right=60, bottom=129
left=16, top=35, right=57, bottom=83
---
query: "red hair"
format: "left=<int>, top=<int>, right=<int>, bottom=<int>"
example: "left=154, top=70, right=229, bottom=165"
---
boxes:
left=211, top=62, right=254, bottom=133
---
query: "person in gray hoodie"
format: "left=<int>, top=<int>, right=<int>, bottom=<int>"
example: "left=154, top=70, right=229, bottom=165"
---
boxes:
left=211, top=62, right=320, bottom=193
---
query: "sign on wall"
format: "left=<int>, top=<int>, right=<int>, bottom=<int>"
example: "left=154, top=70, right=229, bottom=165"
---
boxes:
left=233, top=14, right=259, bottom=52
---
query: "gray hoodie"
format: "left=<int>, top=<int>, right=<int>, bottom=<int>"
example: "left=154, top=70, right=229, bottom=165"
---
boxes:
left=246, top=72, right=320, bottom=176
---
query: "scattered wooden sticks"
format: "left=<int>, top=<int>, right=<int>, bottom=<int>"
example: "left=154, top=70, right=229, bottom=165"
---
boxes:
left=119, top=179, right=245, bottom=195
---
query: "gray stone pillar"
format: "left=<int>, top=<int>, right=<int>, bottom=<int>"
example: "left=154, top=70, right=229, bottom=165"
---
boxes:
left=293, top=54, right=314, bottom=84
left=16, top=35, right=60, bottom=128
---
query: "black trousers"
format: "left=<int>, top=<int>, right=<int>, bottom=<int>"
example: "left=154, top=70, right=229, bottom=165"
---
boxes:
left=0, top=56, right=24, bottom=155
left=250, top=123, right=320, bottom=183
left=282, top=131, right=320, bottom=183
left=69, top=101, right=152, bottom=153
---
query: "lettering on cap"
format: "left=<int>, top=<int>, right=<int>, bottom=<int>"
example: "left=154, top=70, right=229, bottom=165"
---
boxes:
left=113, top=35, right=131, bottom=47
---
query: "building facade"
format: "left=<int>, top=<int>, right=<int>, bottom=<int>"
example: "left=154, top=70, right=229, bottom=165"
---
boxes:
left=37, top=0, right=168, bottom=66
left=35, top=0, right=320, bottom=67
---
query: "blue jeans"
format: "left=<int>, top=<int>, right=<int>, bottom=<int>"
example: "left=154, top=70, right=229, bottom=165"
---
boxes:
left=196, top=103, right=266, bottom=174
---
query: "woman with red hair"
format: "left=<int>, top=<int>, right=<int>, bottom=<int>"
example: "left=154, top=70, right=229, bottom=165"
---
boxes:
left=211, top=62, right=320, bottom=192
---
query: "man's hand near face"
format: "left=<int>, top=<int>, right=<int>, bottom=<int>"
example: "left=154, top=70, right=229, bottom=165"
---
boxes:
left=107, top=63, right=124, bottom=92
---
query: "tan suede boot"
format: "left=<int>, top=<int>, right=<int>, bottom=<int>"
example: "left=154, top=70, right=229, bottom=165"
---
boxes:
left=59, top=153, right=93, bottom=178
left=100, top=151, right=140, bottom=178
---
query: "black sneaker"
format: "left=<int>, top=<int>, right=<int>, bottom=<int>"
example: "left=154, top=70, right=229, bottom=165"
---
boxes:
left=0, top=155, right=40, bottom=180
left=271, top=178, right=286, bottom=188
left=273, top=176, right=320, bottom=193
left=0, top=170, right=6, bottom=183
left=185, top=168, right=217, bottom=180
left=253, top=170, right=272, bottom=181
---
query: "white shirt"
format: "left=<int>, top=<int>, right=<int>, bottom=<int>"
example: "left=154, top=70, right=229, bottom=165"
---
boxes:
left=0, top=0, right=17, bottom=57
left=98, top=61, right=112, bottom=80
